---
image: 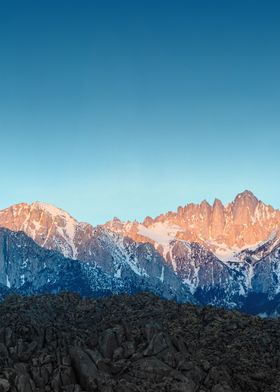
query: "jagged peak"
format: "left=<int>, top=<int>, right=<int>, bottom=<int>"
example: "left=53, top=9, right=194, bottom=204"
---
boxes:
left=111, top=216, right=122, bottom=222
left=143, top=216, right=154, bottom=226
left=213, top=198, right=224, bottom=208
left=234, top=190, right=259, bottom=203
left=200, top=200, right=211, bottom=208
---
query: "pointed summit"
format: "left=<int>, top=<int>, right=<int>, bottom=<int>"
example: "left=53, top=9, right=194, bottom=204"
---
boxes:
left=200, top=199, right=211, bottom=209
left=234, top=190, right=259, bottom=203
left=233, top=191, right=259, bottom=225
left=213, top=198, right=224, bottom=208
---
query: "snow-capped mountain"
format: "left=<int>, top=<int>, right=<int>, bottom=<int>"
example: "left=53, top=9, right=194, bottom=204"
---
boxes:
left=103, top=191, right=280, bottom=313
left=0, top=191, right=280, bottom=314
left=0, top=227, right=193, bottom=303
left=0, top=201, right=194, bottom=303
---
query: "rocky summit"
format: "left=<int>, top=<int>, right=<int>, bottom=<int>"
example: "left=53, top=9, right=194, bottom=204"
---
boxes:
left=0, top=292, right=280, bottom=392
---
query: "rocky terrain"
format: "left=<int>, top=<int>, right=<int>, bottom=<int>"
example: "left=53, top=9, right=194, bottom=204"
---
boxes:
left=0, top=292, right=280, bottom=392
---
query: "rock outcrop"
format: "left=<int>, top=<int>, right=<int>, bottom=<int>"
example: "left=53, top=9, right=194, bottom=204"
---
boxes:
left=0, top=292, right=280, bottom=392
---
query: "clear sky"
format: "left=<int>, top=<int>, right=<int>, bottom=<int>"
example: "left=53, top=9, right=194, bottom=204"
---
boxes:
left=0, top=0, right=279, bottom=224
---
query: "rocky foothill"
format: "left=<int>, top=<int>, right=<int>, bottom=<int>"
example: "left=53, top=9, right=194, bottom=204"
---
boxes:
left=0, top=292, right=280, bottom=392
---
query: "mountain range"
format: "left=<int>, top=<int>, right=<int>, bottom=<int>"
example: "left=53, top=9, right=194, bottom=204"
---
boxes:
left=0, top=190, right=280, bottom=316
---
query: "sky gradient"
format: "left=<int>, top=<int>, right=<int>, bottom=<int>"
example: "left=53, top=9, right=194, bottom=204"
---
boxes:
left=0, top=0, right=280, bottom=224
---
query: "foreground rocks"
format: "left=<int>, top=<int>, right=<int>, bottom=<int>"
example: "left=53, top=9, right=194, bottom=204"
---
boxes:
left=0, top=293, right=280, bottom=391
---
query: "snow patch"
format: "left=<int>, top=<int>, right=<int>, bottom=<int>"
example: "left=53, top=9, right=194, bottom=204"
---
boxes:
left=138, top=222, right=183, bottom=257
left=6, top=274, right=11, bottom=288
left=159, top=266, right=164, bottom=282
left=32, top=202, right=72, bottom=218
left=207, top=232, right=279, bottom=263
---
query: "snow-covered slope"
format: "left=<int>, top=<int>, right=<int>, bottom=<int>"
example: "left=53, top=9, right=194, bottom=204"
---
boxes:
left=0, top=227, right=194, bottom=303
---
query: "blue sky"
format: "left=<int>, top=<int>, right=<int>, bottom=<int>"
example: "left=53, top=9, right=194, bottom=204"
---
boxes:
left=0, top=0, right=279, bottom=224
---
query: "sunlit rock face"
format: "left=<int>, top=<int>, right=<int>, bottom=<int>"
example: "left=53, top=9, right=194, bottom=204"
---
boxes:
left=0, top=202, right=80, bottom=259
left=0, top=191, right=279, bottom=274
left=105, top=190, right=280, bottom=261
left=0, top=192, right=278, bottom=259
left=211, top=198, right=225, bottom=238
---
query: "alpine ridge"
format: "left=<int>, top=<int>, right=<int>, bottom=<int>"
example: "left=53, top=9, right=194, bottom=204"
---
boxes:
left=105, top=190, right=280, bottom=262
left=0, top=191, right=280, bottom=315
